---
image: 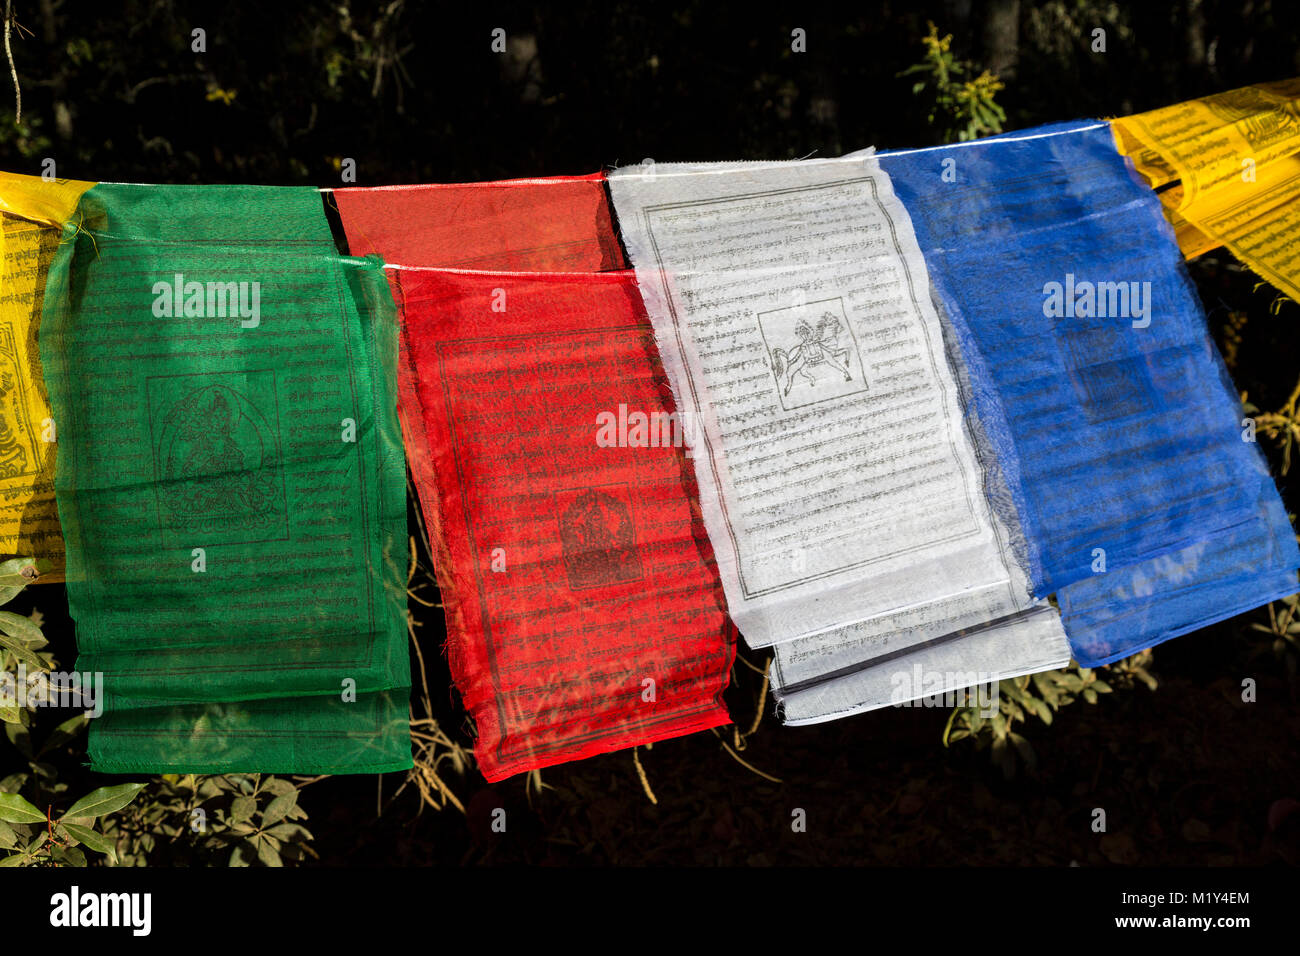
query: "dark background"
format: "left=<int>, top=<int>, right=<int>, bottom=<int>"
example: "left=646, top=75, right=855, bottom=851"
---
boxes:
left=3, top=0, right=1299, bottom=865
left=4, top=1, right=1299, bottom=182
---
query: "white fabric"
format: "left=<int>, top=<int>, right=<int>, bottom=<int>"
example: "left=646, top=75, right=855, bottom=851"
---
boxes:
left=608, top=155, right=1069, bottom=720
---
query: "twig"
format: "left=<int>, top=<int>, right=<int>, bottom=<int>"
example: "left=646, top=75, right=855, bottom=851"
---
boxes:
left=712, top=728, right=783, bottom=783
left=632, top=747, right=657, bottom=804
left=4, top=0, right=19, bottom=124
left=745, top=657, right=771, bottom=738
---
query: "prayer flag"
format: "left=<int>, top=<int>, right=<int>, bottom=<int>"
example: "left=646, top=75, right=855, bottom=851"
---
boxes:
left=392, top=266, right=735, bottom=780
left=877, top=121, right=1300, bottom=665
left=335, top=173, right=627, bottom=539
left=337, top=176, right=734, bottom=777
left=1113, top=79, right=1300, bottom=302
left=0, top=172, right=95, bottom=580
left=333, top=173, right=626, bottom=272
left=608, top=157, right=1069, bottom=722
left=40, top=184, right=411, bottom=773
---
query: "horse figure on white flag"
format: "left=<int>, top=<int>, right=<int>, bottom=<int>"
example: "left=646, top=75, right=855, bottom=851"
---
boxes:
left=772, top=312, right=852, bottom=395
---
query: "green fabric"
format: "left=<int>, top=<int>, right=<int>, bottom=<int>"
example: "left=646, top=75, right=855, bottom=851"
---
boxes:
left=40, top=184, right=411, bottom=773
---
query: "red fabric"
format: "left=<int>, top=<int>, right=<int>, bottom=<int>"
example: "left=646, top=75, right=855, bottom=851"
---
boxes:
left=333, top=173, right=626, bottom=271
left=396, top=268, right=735, bottom=780
left=335, top=174, right=628, bottom=575
left=335, top=175, right=733, bottom=780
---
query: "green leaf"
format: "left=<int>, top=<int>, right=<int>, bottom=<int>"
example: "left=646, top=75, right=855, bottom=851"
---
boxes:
left=38, top=714, right=89, bottom=757
left=53, top=844, right=87, bottom=867
left=0, top=558, right=38, bottom=597
left=0, top=631, right=44, bottom=671
left=261, top=777, right=296, bottom=796
left=1000, top=681, right=1031, bottom=705
left=61, top=823, right=117, bottom=862
left=0, top=792, right=45, bottom=824
left=265, top=822, right=313, bottom=842
left=0, top=853, right=26, bottom=867
left=255, top=836, right=282, bottom=868
left=230, top=795, right=256, bottom=824
left=63, top=783, right=146, bottom=819
left=3, top=720, right=32, bottom=759
left=0, top=819, right=16, bottom=849
left=0, top=610, right=44, bottom=646
left=261, top=791, right=297, bottom=827
left=0, top=557, right=37, bottom=576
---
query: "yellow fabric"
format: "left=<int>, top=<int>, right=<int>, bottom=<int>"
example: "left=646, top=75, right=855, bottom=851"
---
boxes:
left=1113, top=79, right=1300, bottom=302
left=0, top=172, right=95, bottom=581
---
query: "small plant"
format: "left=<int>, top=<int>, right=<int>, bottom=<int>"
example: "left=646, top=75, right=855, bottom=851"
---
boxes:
left=0, top=557, right=46, bottom=684
left=1249, top=593, right=1300, bottom=682
left=899, top=22, right=1007, bottom=143
left=0, top=782, right=143, bottom=866
left=1244, top=376, right=1300, bottom=475
left=1, top=555, right=314, bottom=866
left=0, top=556, right=145, bottom=866
left=943, top=653, right=1156, bottom=778
left=101, top=773, right=315, bottom=867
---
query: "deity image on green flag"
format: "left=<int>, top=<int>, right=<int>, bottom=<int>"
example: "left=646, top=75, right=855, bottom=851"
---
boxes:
left=38, top=184, right=411, bottom=774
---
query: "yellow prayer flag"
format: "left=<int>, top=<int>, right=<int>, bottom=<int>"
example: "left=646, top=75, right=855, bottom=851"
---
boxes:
left=0, top=172, right=95, bottom=582
left=1113, top=79, right=1300, bottom=302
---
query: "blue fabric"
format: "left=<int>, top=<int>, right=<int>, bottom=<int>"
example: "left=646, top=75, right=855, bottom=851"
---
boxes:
left=878, top=121, right=1299, bottom=665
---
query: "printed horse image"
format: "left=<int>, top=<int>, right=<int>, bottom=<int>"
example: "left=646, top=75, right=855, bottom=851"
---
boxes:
left=772, top=312, right=852, bottom=395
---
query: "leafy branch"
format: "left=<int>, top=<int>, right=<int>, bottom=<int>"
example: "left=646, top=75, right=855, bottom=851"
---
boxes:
left=0, top=783, right=144, bottom=866
left=944, top=654, right=1156, bottom=778
left=898, top=22, right=1006, bottom=143
left=1244, top=374, right=1300, bottom=475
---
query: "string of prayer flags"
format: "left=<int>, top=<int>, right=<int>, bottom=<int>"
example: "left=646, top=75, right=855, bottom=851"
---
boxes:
left=1112, top=79, right=1300, bottom=302
left=0, top=172, right=96, bottom=582
left=40, top=184, right=412, bottom=773
left=390, top=266, right=735, bottom=780
left=1, top=78, right=1295, bottom=766
left=608, top=157, right=1069, bottom=722
left=877, top=120, right=1300, bottom=666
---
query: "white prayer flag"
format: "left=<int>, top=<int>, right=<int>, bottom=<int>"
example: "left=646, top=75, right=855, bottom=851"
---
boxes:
left=608, top=154, right=1069, bottom=719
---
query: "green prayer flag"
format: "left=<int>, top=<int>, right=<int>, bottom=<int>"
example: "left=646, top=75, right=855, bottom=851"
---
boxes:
left=40, top=184, right=411, bottom=774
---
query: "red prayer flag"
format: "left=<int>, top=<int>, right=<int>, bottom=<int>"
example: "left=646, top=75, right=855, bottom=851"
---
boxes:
left=335, top=175, right=734, bottom=779
left=333, top=173, right=626, bottom=271
left=395, top=267, right=735, bottom=780
left=334, top=174, right=628, bottom=543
